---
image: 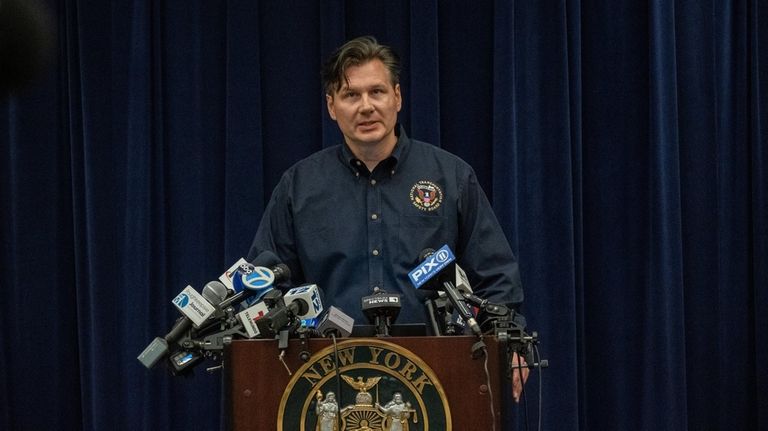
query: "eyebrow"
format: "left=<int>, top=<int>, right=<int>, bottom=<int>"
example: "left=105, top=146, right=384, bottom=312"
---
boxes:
left=339, top=82, right=389, bottom=93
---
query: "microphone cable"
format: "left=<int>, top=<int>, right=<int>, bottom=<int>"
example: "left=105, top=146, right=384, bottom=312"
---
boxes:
left=479, top=343, right=497, bottom=431
left=533, top=343, right=544, bottom=431
left=331, top=333, right=343, bottom=431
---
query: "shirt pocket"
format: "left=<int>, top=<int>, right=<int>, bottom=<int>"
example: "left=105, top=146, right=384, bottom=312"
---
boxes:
left=397, top=215, right=456, bottom=260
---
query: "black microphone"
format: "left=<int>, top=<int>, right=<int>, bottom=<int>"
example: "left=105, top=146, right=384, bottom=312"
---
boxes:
left=361, top=288, right=402, bottom=337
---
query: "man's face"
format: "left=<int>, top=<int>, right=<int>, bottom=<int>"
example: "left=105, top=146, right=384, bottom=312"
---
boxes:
left=326, top=59, right=402, bottom=151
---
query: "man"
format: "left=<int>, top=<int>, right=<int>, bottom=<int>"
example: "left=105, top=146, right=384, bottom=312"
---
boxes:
left=248, top=36, right=528, bottom=400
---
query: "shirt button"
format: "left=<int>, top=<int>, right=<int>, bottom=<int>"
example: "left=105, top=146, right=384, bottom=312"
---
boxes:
left=371, top=213, right=378, bottom=220
left=372, top=249, right=380, bottom=256
left=370, top=179, right=377, bottom=186
left=355, top=160, right=362, bottom=166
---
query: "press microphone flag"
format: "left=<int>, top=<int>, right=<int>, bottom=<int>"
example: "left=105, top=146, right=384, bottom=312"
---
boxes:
left=226, top=260, right=285, bottom=307
left=172, top=285, right=217, bottom=327
left=284, top=284, right=324, bottom=320
left=408, top=244, right=456, bottom=288
left=237, top=301, right=271, bottom=338
left=317, top=306, right=354, bottom=338
left=219, top=257, right=249, bottom=292
left=453, top=263, right=473, bottom=294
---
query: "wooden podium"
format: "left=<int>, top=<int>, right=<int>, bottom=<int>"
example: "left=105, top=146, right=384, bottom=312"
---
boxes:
left=224, top=336, right=506, bottom=430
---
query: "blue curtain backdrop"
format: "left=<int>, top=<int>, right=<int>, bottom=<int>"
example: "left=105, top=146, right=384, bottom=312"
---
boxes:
left=1, top=0, right=766, bottom=430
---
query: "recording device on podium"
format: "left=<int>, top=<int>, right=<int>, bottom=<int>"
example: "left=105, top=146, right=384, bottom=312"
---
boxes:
left=137, top=251, right=291, bottom=374
left=361, top=287, right=401, bottom=337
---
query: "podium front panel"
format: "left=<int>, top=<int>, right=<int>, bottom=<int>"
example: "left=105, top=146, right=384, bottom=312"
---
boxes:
left=225, top=336, right=503, bottom=430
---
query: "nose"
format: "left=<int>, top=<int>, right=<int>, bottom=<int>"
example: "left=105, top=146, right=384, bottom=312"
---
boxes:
left=359, top=94, right=374, bottom=113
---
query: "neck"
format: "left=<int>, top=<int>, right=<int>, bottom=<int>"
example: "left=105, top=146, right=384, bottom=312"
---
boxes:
left=348, top=136, right=397, bottom=171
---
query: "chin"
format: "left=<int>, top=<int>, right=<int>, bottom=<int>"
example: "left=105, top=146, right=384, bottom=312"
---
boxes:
left=354, top=133, right=387, bottom=144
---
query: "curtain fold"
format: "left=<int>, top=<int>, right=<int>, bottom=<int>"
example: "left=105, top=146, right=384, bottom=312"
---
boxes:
left=1, top=1, right=765, bottom=430
left=752, top=2, right=768, bottom=427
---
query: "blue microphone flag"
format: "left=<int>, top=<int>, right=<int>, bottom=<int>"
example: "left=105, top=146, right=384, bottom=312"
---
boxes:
left=407, top=244, right=456, bottom=288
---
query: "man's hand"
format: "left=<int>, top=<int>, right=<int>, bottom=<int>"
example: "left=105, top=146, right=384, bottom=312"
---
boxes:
left=510, top=351, right=529, bottom=402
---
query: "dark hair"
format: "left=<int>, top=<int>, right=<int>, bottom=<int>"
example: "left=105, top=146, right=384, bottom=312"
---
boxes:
left=321, top=36, right=401, bottom=95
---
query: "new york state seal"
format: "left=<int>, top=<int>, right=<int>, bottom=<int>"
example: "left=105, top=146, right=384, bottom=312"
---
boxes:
left=277, top=339, right=451, bottom=431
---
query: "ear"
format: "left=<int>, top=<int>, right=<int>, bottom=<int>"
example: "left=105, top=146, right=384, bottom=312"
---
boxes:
left=326, top=94, right=337, bottom=120
left=394, top=84, right=402, bottom=112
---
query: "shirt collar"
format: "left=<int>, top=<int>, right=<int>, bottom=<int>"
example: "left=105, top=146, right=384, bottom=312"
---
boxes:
left=339, top=125, right=411, bottom=177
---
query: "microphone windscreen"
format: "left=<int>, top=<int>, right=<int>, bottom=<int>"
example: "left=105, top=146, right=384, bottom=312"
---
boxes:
left=202, top=280, right=229, bottom=304
left=419, top=248, right=435, bottom=261
left=272, top=263, right=291, bottom=283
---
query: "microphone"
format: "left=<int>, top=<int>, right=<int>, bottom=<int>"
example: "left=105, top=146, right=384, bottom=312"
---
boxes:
left=139, top=252, right=288, bottom=369
left=171, top=285, right=217, bottom=328
left=202, top=280, right=229, bottom=304
left=167, top=280, right=228, bottom=339
left=137, top=280, right=228, bottom=369
left=219, top=257, right=250, bottom=293
left=361, top=288, right=402, bottom=337
left=236, top=300, right=271, bottom=338
left=255, top=284, right=324, bottom=337
left=217, top=251, right=291, bottom=310
left=139, top=252, right=288, bottom=371
left=408, top=245, right=482, bottom=336
left=317, top=306, right=354, bottom=338
left=284, top=284, right=324, bottom=320
left=219, top=251, right=289, bottom=305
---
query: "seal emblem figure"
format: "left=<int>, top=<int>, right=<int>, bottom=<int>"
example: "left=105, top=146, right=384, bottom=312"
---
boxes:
left=315, top=391, right=339, bottom=431
left=376, top=392, right=417, bottom=431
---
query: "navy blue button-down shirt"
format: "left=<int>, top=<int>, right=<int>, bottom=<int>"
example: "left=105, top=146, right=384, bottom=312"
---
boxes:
left=248, top=127, right=523, bottom=327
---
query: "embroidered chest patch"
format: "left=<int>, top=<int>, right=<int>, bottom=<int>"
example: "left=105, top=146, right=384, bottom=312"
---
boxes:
left=409, top=180, right=443, bottom=211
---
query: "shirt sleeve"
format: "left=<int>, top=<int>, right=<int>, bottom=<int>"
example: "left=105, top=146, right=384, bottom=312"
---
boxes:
left=247, top=171, right=306, bottom=284
left=457, top=166, right=526, bottom=328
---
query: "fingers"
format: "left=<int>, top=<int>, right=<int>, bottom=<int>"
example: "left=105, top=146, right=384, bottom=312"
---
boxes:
left=512, top=369, right=522, bottom=402
left=511, top=352, right=529, bottom=402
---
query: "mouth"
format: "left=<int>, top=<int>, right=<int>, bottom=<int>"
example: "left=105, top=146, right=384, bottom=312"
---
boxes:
left=358, top=121, right=378, bottom=128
